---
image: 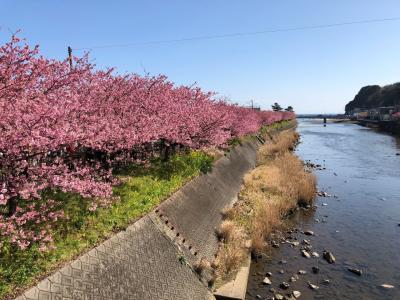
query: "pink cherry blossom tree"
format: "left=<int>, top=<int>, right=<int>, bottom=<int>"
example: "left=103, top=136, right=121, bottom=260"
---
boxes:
left=0, top=35, right=294, bottom=250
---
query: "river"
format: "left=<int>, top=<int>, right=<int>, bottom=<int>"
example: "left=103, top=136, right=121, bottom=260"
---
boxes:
left=246, top=119, right=400, bottom=300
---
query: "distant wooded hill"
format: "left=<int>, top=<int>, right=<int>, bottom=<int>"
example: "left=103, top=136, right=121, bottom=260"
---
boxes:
left=345, top=83, right=400, bottom=113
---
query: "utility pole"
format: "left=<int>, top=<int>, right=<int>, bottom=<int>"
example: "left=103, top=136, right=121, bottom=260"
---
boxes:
left=67, top=46, right=73, bottom=70
left=251, top=99, right=254, bottom=109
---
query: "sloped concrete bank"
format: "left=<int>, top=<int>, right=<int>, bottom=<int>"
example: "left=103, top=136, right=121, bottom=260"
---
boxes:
left=16, top=136, right=266, bottom=300
left=155, top=139, right=261, bottom=264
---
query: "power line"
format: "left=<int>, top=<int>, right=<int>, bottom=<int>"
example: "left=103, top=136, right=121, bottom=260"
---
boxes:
left=72, top=16, right=400, bottom=51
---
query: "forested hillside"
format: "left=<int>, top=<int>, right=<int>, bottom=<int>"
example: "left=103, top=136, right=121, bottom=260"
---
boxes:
left=345, top=83, right=400, bottom=113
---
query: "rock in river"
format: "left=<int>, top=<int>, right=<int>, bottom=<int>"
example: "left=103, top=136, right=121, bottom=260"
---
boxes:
left=348, top=268, right=362, bottom=276
left=274, top=294, right=284, bottom=300
left=303, top=245, right=312, bottom=252
left=311, top=251, right=319, bottom=258
left=304, top=230, right=314, bottom=236
left=280, top=282, right=290, bottom=289
left=292, top=290, right=301, bottom=298
left=298, top=270, right=307, bottom=275
left=287, top=240, right=300, bottom=247
left=381, top=283, right=395, bottom=289
left=308, top=282, right=320, bottom=290
left=323, top=250, right=336, bottom=263
left=301, top=249, right=311, bottom=258
left=272, top=240, right=280, bottom=248
left=279, top=259, right=287, bottom=264
left=312, top=266, right=320, bottom=274
left=262, top=277, right=272, bottom=285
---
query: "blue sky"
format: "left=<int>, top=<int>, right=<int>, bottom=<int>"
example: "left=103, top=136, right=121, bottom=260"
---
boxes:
left=1, top=1, right=400, bottom=113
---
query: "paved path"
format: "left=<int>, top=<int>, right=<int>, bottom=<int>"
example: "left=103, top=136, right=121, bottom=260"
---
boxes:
left=16, top=140, right=260, bottom=300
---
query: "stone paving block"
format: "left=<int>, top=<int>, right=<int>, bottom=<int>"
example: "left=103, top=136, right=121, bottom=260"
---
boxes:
left=50, top=282, right=62, bottom=294
left=37, top=279, right=51, bottom=292
left=37, top=290, right=51, bottom=300
left=62, top=286, right=73, bottom=298
left=48, top=272, right=62, bottom=284
left=24, top=287, right=39, bottom=300
left=59, top=265, right=72, bottom=277
left=70, top=260, right=81, bottom=270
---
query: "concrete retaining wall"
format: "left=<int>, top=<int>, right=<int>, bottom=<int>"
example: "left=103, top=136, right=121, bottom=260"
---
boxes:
left=155, top=140, right=260, bottom=264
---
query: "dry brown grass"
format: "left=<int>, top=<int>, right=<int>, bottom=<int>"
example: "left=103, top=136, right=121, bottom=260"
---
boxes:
left=215, top=220, right=236, bottom=241
left=257, top=130, right=299, bottom=165
left=220, top=205, right=235, bottom=220
left=215, top=242, right=246, bottom=277
left=269, top=152, right=316, bottom=207
left=194, top=257, right=211, bottom=275
left=249, top=198, right=282, bottom=253
left=213, top=128, right=316, bottom=284
left=245, top=152, right=316, bottom=252
left=214, top=221, right=247, bottom=279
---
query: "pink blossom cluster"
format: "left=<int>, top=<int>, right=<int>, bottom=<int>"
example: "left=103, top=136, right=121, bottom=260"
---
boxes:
left=0, top=35, right=294, bottom=250
left=0, top=200, right=62, bottom=251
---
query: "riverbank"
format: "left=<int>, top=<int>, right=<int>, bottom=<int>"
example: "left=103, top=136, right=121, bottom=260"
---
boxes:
left=356, top=119, right=400, bottom=135
left=246, top=119, right=400, bottom=299
left=212, top=127, right=317, bottom=292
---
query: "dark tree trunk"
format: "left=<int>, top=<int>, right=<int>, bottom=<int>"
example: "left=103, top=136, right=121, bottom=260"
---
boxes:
left=7, top=197, right=17, bottom=217
left=163, top=145, right=170, bottom=162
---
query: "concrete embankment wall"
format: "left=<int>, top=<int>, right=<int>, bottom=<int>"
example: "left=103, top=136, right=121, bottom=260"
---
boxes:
left=155, top=140, right=260, bottom=263
left=17, top=139, right=261, bottom=300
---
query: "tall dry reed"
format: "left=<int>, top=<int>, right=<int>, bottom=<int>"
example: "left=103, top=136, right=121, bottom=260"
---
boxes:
left=257, top=130, right=299, bottom=165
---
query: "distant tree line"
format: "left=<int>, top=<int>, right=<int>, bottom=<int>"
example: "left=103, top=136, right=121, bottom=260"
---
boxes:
left=271, top=102, right=294, bottom=112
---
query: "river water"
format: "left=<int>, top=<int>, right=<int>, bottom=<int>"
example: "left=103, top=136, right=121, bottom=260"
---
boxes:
left=246, top=119, right=400, bottom=300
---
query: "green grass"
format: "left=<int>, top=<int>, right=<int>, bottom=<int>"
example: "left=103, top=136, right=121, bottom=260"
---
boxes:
left=259, top=119, right=292, bottom=136
left=0, top=151, right=213, bottom=299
